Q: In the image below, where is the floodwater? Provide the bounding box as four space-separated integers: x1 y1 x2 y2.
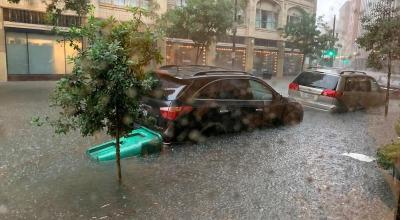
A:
0 81 399 219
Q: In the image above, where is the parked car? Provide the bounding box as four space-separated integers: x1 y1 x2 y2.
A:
288 69 386 112
143 65 303 142
377 75 400 99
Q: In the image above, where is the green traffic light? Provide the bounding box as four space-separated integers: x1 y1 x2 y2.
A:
325 49 336 57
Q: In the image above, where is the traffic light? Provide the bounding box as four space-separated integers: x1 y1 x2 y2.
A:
325 49 336 58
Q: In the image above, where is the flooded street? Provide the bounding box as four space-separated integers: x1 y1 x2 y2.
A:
1 81 399 219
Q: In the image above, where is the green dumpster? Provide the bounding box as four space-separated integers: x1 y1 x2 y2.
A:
86 127 163 162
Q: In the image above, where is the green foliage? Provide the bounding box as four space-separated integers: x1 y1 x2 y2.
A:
377 141 400 169
161 0 235 63
357 0 400 116
356 0 400 69
395 119 400 137
50 9 162 138
282 11 339 64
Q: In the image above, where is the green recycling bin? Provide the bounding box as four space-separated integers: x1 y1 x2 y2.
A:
86 127 163 162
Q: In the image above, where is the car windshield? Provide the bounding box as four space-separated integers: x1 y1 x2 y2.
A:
294 71 339 90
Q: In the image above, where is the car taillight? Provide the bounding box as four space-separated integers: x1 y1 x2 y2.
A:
160 106 193 121
321 89 342 98
289 82 299 91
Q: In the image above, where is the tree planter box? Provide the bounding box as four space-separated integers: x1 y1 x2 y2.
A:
86 127 163 162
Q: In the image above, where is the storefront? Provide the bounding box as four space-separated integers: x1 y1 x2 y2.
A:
1 8 81 80
166 42 206 66
215 47 246 71
5 29 81 80
283 52 303 76
253 49 278 76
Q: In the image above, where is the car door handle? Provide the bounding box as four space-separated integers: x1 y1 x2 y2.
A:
219 109 230 113
256 108 264 112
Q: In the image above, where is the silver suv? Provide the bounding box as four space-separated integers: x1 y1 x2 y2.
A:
288 69 386 112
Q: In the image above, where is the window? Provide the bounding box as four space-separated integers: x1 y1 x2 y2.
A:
28 34 65 74
114 0 125 6
126 0 138 6
99 0 146 7
294 72 339 90
370 78 381 92
197 81 221 99
65 40 82 74
345 77 371 92
5 31 81 75
141 0 149 8
256 9 277 30
197 79 251 100
237 8 245 25
176 0 186 7
287 15 301 24
5 32 28 74
249 80 273 100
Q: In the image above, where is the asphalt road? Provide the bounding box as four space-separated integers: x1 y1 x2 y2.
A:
0 80 399 219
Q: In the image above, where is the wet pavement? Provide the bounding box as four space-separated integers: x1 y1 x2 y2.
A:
1 80 399 219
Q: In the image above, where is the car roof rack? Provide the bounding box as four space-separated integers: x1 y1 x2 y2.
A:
339 70 367 75
159 65 229 78
193 70 250 76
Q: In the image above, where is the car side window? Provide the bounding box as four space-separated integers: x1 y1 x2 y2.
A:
345 78 356 91
345 77 371 92
218 79 252 100
249 80 273 100
358 77 371 92
370 78 381 92
197 79 251 100
197 81 221 99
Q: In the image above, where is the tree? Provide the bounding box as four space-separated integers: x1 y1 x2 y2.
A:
49 8 162 183
282 11 339 70
357 0 400 117
161 0 234 64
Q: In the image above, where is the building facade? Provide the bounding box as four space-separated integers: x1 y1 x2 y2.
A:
0 0 316 81
337 0 399 70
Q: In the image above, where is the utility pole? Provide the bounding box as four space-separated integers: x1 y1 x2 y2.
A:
330 14 336 67
231 0 237 69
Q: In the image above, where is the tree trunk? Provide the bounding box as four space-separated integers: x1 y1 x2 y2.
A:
195 46 200 65
301 55 306 71
115 105 122 184
385 53 392 117
195 45 205 65
116 130 122 184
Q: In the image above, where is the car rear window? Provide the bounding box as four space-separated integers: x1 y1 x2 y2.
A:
294 71 339 90
150 75 187 100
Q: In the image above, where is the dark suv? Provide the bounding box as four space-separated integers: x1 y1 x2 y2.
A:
143 65 303 142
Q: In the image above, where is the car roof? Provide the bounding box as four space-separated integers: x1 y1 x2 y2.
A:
308 68 368 77
157 65 253 80
159 65 229 78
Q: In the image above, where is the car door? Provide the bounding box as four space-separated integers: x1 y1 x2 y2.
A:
366 77 386 107
192 78 250 133
340 76 363 110
216 79 252 132
356 76 374 108
249 79 285 125
192 80 226 133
